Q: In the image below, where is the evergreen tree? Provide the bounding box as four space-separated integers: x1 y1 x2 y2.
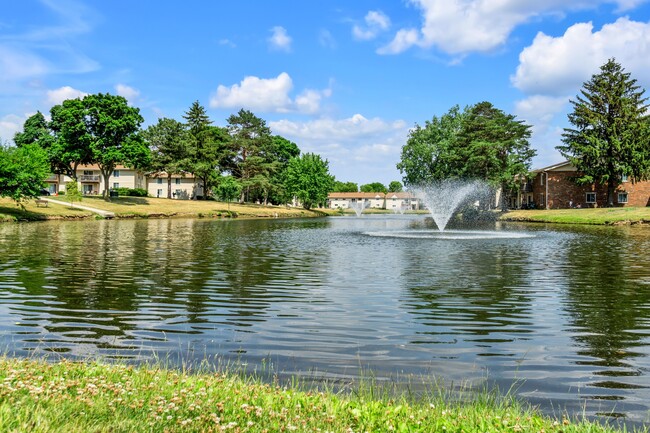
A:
14 112 52 148
558 58 650 206
143 118 190 199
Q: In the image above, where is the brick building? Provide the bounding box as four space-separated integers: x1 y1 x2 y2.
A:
514 161 650 209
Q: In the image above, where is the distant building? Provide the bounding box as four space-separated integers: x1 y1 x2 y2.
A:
513 161 650 209
327 192 420 210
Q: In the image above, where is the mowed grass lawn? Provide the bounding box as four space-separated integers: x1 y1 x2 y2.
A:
501 206 650 225
0 197 93 221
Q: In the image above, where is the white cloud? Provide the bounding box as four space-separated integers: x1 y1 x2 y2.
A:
0 46 50 82
46 86 87 105
353 10 391 41
380 0 649 55
512 18 650 95
0 114 25 142
218 38 236 48
209 73 331 114
115 84 140 105
270 114 409 183
268 26 292 52
319 29 336 49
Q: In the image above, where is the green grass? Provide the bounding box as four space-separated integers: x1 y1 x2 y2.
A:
0 357 641 433
501 207 650 225
0 198 93 221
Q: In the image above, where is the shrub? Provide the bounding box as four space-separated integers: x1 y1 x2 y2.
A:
57 191 65 196
114 187 149 197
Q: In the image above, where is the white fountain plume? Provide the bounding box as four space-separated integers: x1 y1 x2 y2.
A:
350 200 369 217
413 179 487 231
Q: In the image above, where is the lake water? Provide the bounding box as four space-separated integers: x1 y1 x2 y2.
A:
0 216 649 426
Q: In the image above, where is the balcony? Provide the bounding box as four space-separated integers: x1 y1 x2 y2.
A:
80 175 100 182
46 174 59 181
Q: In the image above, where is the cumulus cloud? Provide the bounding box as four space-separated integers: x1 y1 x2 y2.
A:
0 114 26 142
379 0 649 55
209 72 331 114
46 86 87 105
268 26 292 52
115 84 140 105
353 10 391 41
512 18 650 95
269 114 409 183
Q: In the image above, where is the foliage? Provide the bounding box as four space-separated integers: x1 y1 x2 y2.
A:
264 135 301 204
284 153 334 209
83 93 149 198
0 143 50 203
397 102 534 209
215 175 242 210
332 180 358 192
143 118 190 199
227 109 274 203
114 187 148 197
13 111 52 148
48 98 94 180
558 58 650 206
360 182 387 193
65 180 83 208
388 180 403 192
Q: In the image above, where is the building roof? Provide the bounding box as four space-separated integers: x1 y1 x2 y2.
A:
531 160 575 173
328 192 386 199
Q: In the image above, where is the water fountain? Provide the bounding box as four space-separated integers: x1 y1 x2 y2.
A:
412 179 487 231
349 200 368 217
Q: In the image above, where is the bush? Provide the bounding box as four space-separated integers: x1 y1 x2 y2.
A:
114 187 149 197
57 191 65 196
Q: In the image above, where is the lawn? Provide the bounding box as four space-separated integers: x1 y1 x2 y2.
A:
501 206 650 225
0 197 93 222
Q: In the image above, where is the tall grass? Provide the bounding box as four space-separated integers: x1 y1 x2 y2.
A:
0 356 643 433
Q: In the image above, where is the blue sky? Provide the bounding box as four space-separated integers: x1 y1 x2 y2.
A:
2 0 650 185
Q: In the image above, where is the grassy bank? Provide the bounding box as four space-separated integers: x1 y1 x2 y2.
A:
0 197 322 222
501 207 650 225
0 357 639 433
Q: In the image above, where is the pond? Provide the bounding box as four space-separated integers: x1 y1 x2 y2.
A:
0 216 649 426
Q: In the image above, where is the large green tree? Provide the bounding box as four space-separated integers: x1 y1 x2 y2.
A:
83 93 150 198
397 102 534 209
388 181 403 192
558 58 650 206
14 111 52 148
397 105 466 185
264 135 300 204
227 109 273 203
0 143 50 203
183 101 230 198
143 118 190 199
284 153 334 210
48 98 94 180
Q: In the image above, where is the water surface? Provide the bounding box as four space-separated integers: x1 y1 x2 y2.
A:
0 216 649 426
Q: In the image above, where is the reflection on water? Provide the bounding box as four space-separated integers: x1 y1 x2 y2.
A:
0 217 649 426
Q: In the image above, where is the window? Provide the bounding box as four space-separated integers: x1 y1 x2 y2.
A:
586 192 596 204
618 192 628 203
113 183 119 189
175 178 181 185
621 173 629 182
113 170 120 178
157 189 163 197
157 178 163 184
83 170 93 175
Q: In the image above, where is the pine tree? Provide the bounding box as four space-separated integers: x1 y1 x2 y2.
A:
558 58 650 206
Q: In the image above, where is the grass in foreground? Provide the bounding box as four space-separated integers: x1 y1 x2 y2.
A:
0 357 640 433
501 207 650 225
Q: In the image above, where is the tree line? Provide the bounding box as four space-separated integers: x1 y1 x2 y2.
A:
396 58 650 208
3 98 334 209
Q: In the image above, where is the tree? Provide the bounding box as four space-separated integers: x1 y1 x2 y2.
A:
227 109 273 203
332 180 358 192
215 175 242 210
143 118 190 199
265 135 301 204
455 101 534 208
397 105 466 186
388 181 403 192
48 98 94 180
65 180 83 208
14 111 52 148
360 182 387 193
284 153 334 210
558 58 650 206
0 143 50 203
83 93 150 198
